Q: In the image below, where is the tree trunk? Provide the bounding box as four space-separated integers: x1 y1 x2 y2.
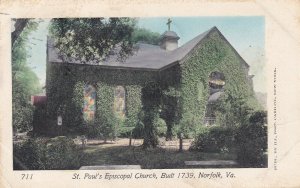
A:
12 19 29 46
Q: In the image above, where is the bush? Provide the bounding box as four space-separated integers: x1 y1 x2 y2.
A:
13 138 47 170
235 111 267 167
132 121 144 138
97 113 118 142
156 118 167 137
190 126 236 153
118 126 135 138
82 113 118 141
45 136 82 169
175 113 199 139
12 103 34 134
13 136 83 170
81 123 102 139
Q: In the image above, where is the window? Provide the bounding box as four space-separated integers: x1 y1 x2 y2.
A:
114 86 126 118
204 72 226 125
209 71 225 90
83 84 96 122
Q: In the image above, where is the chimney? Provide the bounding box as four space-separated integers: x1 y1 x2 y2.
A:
160 31 180 51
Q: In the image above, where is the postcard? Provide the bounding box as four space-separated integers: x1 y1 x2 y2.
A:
1 0 300 187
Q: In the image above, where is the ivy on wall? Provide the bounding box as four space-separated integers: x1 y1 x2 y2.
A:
46 62 159 137
124 85 142 128
45 28 261 142
179 29 260 133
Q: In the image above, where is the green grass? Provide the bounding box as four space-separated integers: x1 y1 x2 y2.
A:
81 144 237 169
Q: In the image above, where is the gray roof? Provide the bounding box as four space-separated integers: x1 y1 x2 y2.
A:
47 26 249 71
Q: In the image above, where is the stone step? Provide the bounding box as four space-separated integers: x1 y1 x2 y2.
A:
79 165 141 170
185 160 238 166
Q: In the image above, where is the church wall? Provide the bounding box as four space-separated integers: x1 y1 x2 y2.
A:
179 29 258 129
46 62 159 133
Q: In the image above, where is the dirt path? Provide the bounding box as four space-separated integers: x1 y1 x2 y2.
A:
82 138 193 150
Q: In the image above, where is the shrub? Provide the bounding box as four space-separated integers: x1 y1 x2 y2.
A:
175 113 199 139
118 126 135 138
12 103 34 134
13 136 83 170
235 111 267 167
132 121 144 138
13 138 47 170
97 113 118 142
45 136 82 169
156 118 167 137
83 113 118 141
190 126 236 152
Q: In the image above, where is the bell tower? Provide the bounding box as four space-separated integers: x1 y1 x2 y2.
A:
160 18 180 51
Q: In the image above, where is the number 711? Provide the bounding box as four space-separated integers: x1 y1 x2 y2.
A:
21 174 33 180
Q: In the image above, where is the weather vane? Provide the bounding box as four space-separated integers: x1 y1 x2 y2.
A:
167 18 172 31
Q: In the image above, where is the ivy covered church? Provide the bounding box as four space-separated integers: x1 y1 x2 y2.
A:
42 26 257 142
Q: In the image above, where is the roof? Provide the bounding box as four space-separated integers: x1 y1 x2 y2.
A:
47 26 249 71
161 31 180 40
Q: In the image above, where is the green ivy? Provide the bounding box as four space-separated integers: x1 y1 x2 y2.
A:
179 30 260 129
46 29 260 144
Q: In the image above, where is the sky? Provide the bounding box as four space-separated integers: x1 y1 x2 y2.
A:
25 17 265 92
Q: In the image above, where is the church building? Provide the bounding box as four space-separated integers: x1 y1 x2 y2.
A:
41 23 255 137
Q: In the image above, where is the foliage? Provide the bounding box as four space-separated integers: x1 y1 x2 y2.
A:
190 126 236 153
46 28 261 149
11 18 30 45
118 126 134 138
13 103 35 133
49 18 136 64
12 19 41 133
82 115 118 141
235 111 267 167
132 121 144 138
214 93 255 127
174 112 199 139
131 116 166 139
13 137 84 170
131 28 161 45
13 139 46 170
180 29 259 127
45 136 83 169
160 66 181 140
84 144 236 169
141 82 162 148
96 112 118 142
156 118 167 137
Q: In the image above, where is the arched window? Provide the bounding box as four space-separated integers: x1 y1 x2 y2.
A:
204 72 226 125
83 84 96 122
209 71 225 90
114 86 126 118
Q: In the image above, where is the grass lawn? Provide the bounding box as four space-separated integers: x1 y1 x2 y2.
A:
81 139 237 169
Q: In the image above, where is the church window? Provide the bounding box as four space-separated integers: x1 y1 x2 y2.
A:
114 86 126 118
83 84 96 122
204 72 226 125
209 71 225 90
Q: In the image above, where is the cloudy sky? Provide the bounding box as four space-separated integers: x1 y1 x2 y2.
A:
25 17 265 92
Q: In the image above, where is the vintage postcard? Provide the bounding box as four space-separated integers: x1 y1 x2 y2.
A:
1 0 300 187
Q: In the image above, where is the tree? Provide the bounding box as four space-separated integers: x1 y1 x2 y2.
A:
131 28 160 45
141 82 162 148
11 19 29 46
12 19 41 133
49 18 136 64
213 93 254 127
235 111 267 167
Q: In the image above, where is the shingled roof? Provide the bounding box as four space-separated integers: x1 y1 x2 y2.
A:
47 26 249 71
